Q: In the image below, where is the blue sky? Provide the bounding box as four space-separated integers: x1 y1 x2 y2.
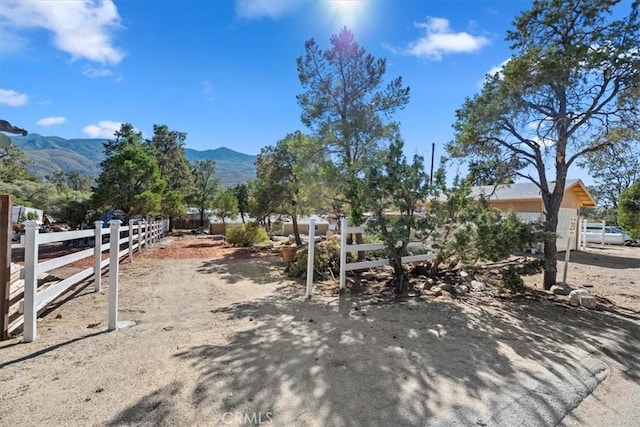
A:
0 0 592 180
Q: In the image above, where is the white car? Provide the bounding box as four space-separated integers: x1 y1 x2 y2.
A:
583 225 634 245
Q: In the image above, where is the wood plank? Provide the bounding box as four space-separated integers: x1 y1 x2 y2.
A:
37 247 93 275
1 194 11 340
344 258 390 271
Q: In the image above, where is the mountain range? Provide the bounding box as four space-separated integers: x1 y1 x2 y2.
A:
9 133 256 187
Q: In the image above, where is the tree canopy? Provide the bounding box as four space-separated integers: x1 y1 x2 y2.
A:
449 0 640 289
253 131 322 245
618 180 640 239
190 159 220 227
92 124 166 219
297 27 410 224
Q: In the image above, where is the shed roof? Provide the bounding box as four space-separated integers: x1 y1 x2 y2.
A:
472 179 597 207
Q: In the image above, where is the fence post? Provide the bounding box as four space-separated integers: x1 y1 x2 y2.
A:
305 219 316 299
94 220 103 292
23 220 39 343
128 220 134 262
141 220 146 252
108 220 121 331
339 217 347 290
0 195 11 340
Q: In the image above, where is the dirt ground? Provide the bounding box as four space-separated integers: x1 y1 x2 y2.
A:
1 235 639 426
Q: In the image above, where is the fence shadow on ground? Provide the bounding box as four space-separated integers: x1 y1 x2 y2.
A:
108 290 640 426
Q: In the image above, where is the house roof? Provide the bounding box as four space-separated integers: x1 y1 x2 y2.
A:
472 179 597 207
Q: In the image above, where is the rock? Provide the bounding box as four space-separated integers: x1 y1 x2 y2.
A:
362 271 377 280
550 283 573 296
459 271 469 278
424 287 443 297
422 281 435 291
376 272 392 281
454 284 469 295
439 282 454 293
569 288 590 306
470 280 486 292
580 295 597 309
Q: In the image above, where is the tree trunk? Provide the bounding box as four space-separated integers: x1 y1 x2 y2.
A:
168 215 174 232
199 209 205 228
390 255 408 294
542 181 565 290
291 215 303 246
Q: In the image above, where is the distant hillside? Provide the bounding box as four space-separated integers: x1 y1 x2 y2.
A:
10 134 256 187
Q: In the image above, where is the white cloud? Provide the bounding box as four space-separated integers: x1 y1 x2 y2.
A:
36 116 67 126
0 0 125 64
83 120 122 138
405 17 489 60
82 66 114 78
235 0 298 19
478 58 511 87
0 88 28 106
487 59 510 79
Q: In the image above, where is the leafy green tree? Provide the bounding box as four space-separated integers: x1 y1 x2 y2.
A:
0 179 55 210
214 189 239 226
254 132 322 246
103 123 140 156
45 169 68 190
618 180 640 239
66 171 92 192
162 190 187 226
579 132 640 212
297 26 410 226
0 135 34 183
59 197 92 229
147 124 194 230
190 159 220 227
449 0 640 289
232 183 250 223
42 169 92 193
467 159 521 186
364 137 431 293
92 128 166 220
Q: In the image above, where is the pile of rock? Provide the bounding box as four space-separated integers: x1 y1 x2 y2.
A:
550 283 597 309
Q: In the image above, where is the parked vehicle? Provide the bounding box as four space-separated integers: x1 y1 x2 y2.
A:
583 225 634 245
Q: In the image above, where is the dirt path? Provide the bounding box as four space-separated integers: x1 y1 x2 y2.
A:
1 237 639 426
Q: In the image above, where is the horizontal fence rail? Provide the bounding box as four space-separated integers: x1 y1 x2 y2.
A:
7 218 168 342
338 218 434 290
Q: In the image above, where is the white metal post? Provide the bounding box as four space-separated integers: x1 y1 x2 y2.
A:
562 217 577 284
339 217 347 290
128 220 134 262
94 220 103 292
108 220 121 331
23 220 39 343
305 219 316 299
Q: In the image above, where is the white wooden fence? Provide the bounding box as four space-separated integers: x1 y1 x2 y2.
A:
14 218 167 342
338 218 434 290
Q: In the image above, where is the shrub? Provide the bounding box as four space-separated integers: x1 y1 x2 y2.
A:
287 235 342 280
225 223 269 246
501 259 545 292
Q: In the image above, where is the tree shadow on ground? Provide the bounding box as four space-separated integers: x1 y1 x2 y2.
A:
107 381 184 426
195 257 292 286
153 292 640 426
